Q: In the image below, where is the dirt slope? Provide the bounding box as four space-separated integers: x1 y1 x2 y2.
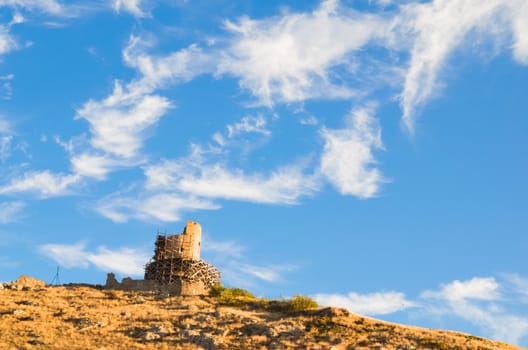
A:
0 276 523 350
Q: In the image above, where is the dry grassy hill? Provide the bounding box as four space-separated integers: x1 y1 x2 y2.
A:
0 275 523 350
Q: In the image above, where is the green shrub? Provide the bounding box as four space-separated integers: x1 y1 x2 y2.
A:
209 284 256 307
209 283 225 297
223 288 255 298
282 295 319 313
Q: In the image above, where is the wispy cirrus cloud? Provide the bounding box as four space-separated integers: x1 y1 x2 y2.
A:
0 201 25 223
74 81 172 163
320 105 385 198
113 0 147 18
395 0 528 133
0 35 197 196
69 35 212 180
503 274 528 303
226 114 271 138
200 235 298 289
0 135 12 162
94 192 219 223
314 290 416 315
421 277 500 301
37 241 88 268
236 263 297 283
201 236 245 259
0 0 64 15
4 0 528 220
0 171 80 198
421 276 528 345
156 164 318 204
93 100 387 224
38 241 150 276
315 275 528 346
39 235 297 286
0 19 18 56
217 0 386 106
123 36 212 89
0 74 14 100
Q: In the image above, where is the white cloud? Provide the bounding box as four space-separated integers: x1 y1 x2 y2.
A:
421 277 501 301
39 236 292 283
145 160 319 205
70 153 138 180
0 23 17 56
86 246 149 276
38 241 89 269
66 37 213 180
314 291 416 315
370 0 393 6
196 234 296 290
0 0 63 15
313 275 528 345
177 164 318 205
0 115 11 134
509 1 528 64
236 263 296 283
504 274 528 303
217 261 297 289
75 81 172 159
94 192 219 223
395 0 528 133
0 201 25 223
113 0 147 18
0 135 12 161
0 74 14 99
421 276 528 345
299 116 318 126
0 170 80 198
226 115 271 137
123 37 212 89
217 0 386 105
39 241 150 276
202 237 245 259
320 105 385 198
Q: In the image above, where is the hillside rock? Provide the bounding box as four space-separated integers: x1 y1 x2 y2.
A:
4 275 46 291
0 278 523 350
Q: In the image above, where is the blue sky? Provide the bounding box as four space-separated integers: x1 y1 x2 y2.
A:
1 0 528 346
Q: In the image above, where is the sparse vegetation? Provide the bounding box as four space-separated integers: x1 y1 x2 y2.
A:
209 284 257 306
210 287 318 313
0 276 522 350
281 295 318 313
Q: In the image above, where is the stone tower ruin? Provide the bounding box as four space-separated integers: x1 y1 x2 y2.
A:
144 220 220 295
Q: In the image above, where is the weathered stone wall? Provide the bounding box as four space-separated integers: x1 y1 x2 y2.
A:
153 220 201 261
183 220 201 260
105 273 207 296
106 220 218 296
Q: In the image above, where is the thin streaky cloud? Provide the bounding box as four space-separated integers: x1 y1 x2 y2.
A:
0 201 25 223
314 291 416 315
38 241 150 276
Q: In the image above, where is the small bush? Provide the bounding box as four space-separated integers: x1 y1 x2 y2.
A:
223 288 255 299
209 284 256 307
209 284 225 297
282 295 318 313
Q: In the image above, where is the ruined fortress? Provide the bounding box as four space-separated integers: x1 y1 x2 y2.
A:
106 221 220 295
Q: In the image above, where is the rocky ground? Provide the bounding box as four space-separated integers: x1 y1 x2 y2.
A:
0 275 524 350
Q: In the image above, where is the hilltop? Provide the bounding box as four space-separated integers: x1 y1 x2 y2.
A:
0 275 523 350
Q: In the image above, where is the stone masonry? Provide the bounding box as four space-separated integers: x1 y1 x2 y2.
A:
106 221 220 296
